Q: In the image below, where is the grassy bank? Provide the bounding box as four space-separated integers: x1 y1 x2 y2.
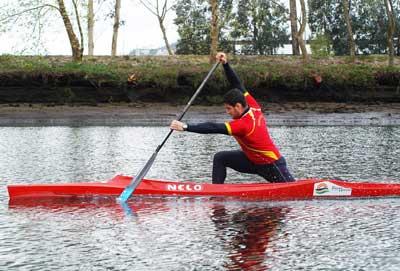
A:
0 55 399 105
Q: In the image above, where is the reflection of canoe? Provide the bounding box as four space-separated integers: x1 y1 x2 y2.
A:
7 175 400 200
7 195 171 218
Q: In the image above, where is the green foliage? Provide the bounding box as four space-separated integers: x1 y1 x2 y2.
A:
308 0 347 55
231 0 289 55
174 0 234 54
310 34 332 57
0 55 51 71
174 0 289 55
308 0 400 55
174 0 211 54
55 62 118 78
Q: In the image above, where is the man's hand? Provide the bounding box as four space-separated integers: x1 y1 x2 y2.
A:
170 120 187 131
216 52 227 64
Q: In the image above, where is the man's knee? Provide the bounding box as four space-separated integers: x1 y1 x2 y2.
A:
213 151 229 165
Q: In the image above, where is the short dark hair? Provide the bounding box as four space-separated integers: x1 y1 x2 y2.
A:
223 88 247 107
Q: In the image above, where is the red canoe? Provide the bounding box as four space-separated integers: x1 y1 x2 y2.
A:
7 175 400 200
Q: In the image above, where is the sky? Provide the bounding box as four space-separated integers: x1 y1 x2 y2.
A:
0 0 179 55
0 0 293 56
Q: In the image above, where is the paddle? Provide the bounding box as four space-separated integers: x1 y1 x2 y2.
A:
117 62 220 202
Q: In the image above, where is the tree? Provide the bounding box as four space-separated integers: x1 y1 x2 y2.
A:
353 0 387 54
342 0 355 61
174 0 233 54
296 0 308 61
210 0 218 62
56 0 84 61
1 0 85 61
308 0 390 55
308 0 348 55
87 0 94 56
395 0 400 56
111 0 121 56
289 0 300 55
384 0 396 66
231 0 289 55
309 33 332 56
139 0 175 55
174 0 209 54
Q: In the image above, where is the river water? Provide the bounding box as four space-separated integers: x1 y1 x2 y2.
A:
0 125 399 270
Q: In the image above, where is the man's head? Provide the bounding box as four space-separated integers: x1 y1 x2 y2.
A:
223 88 248 119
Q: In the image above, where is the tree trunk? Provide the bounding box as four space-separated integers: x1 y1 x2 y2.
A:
296 0 308 62
56 0 82 62
397 32 400 56
343 0 355 62
72 0 84 58
289 0 300 55
158 17 174 55
87 0 94 56
209 0 219 63
111 0 121 57
384 0 395 66
253 22 259 54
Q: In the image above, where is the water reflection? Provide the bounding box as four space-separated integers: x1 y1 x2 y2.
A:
210 203 289 271
9 195 291 270
8 196 171 219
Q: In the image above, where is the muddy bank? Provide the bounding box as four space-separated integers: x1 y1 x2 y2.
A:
1 102 399 126
1 74 400 105
1 55 400 105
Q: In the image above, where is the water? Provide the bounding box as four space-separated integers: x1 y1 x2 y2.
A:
1 126 400 270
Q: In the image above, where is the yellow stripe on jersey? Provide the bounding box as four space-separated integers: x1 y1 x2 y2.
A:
245 110 256 137
225 122 232 135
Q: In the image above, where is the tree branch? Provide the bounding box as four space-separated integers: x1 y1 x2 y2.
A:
165 0 176 13
138 0 159 17
0 4 59 23
72 0 84 50
161 0 168 19
270 0 288 12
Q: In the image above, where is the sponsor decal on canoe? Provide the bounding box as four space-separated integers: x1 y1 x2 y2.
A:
313 181 352 196
167 184 203 192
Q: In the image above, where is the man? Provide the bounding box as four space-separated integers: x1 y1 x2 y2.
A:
170 53 294 184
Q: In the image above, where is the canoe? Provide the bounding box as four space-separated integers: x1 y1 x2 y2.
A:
7 175 400 200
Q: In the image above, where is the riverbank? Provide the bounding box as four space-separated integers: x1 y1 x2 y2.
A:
1 102 399 126
1 55 400 105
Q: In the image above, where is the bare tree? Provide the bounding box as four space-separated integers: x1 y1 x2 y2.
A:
87 0 94 56
210 0 218 63
1 0 85 61
289 0 300 55
296 0 308 62
57 0 84 61
384 0 396 66
138 0 175 55
343 0 355 62
111 0 121 56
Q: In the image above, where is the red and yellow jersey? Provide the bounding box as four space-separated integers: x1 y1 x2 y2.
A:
225 92 281 164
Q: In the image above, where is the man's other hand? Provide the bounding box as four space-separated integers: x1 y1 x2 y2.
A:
170 120 186 131
216 52 227 64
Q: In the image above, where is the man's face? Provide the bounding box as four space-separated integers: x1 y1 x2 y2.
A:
224 103 244 119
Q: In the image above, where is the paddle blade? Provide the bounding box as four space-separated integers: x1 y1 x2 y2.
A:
117 151 158 202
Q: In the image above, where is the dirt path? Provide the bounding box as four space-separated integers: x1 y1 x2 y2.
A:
1 102 399 126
